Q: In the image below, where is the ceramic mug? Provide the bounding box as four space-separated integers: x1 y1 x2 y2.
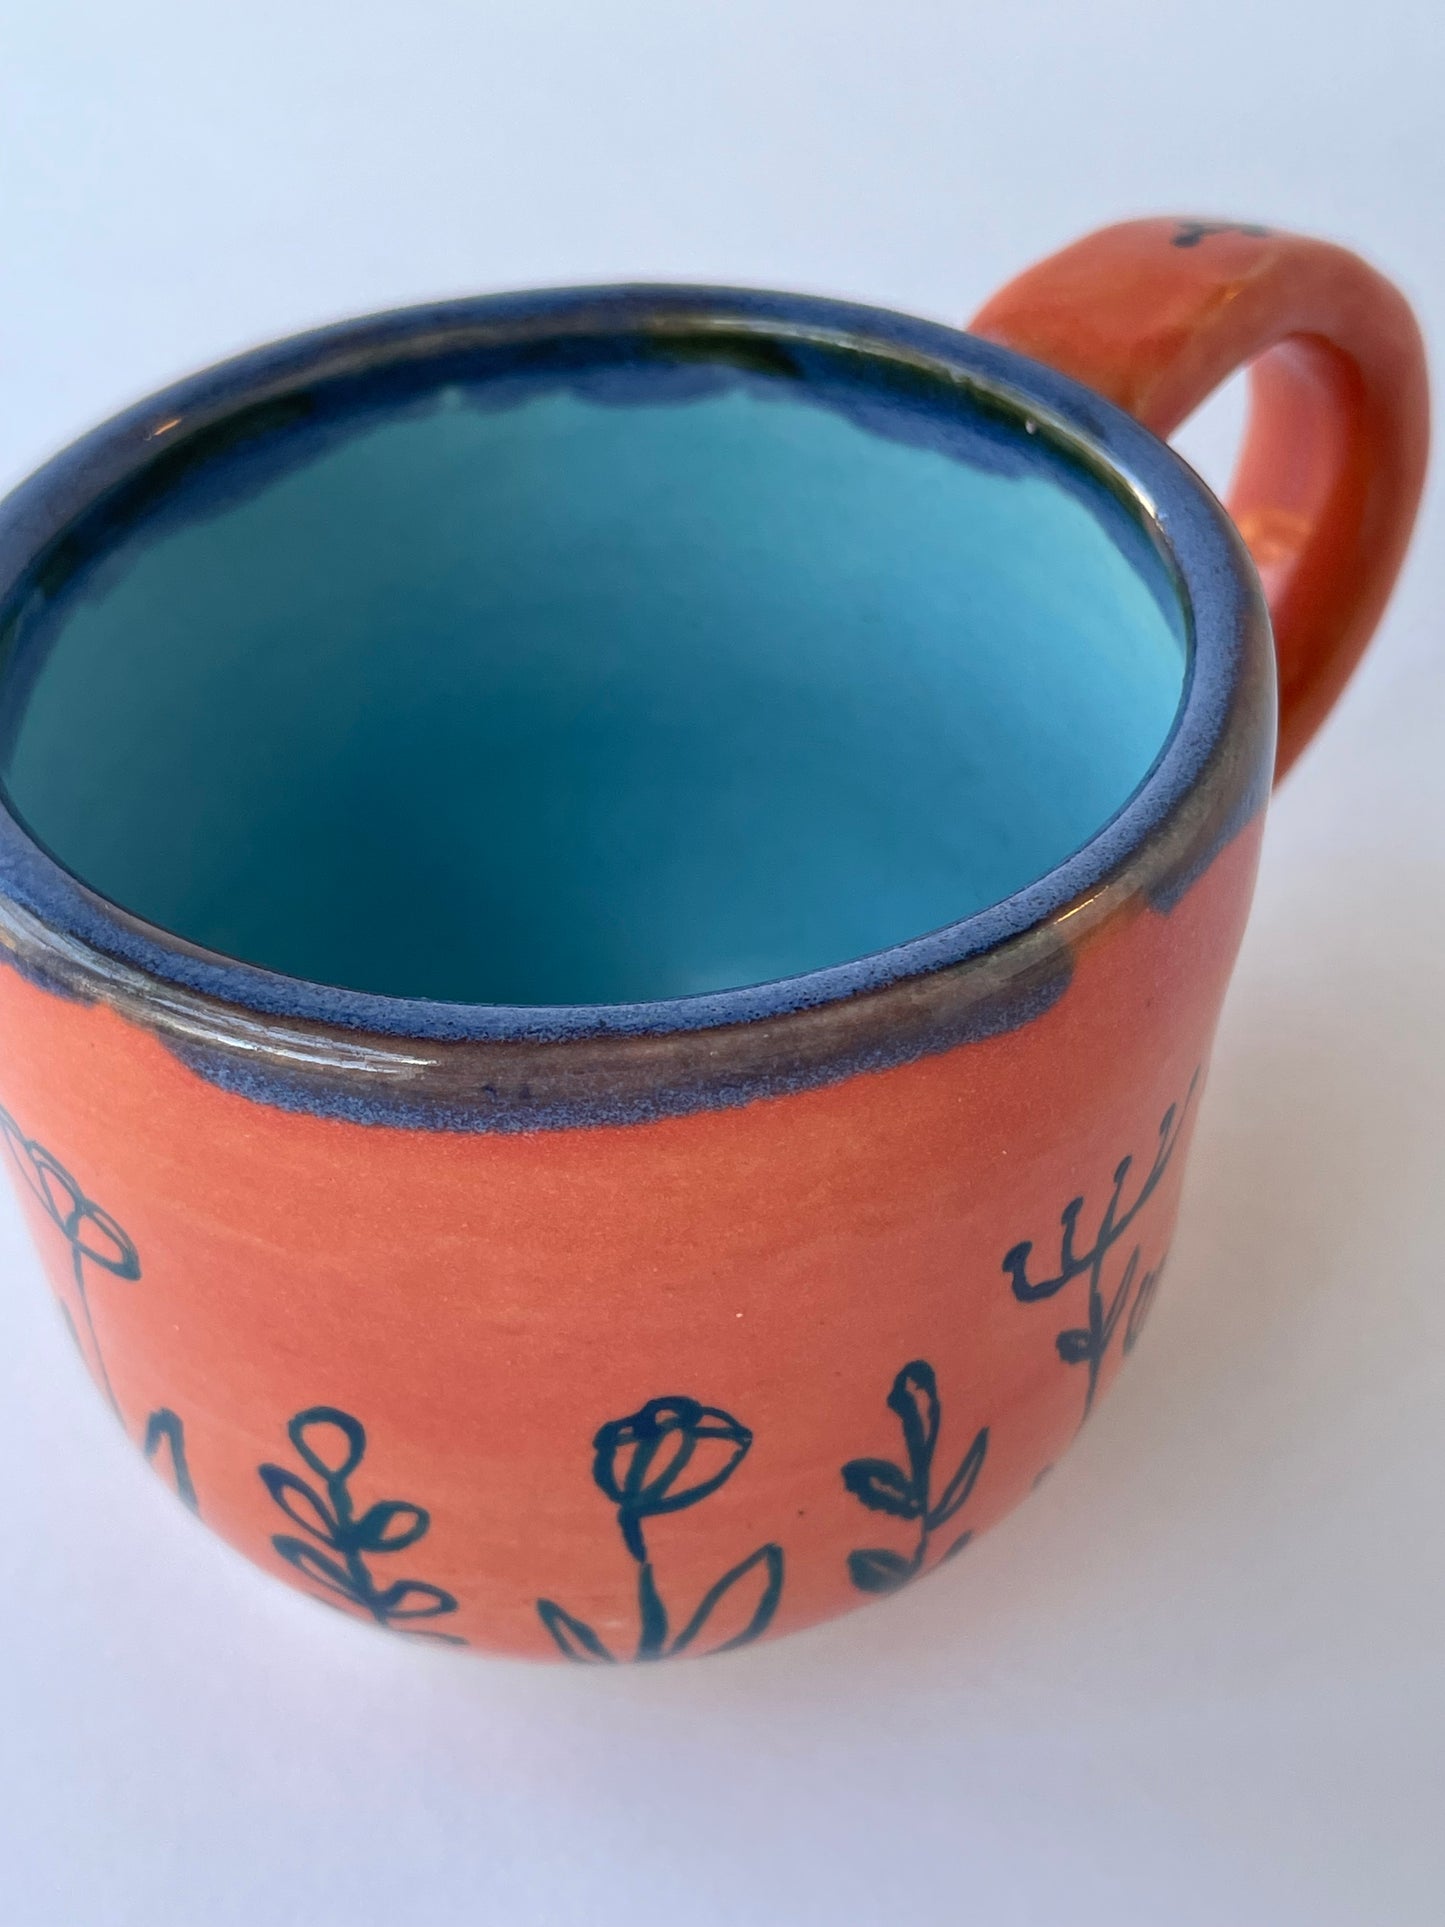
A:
0 219 1425 1660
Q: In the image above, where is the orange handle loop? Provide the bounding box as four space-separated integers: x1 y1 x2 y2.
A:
971 218 1428 779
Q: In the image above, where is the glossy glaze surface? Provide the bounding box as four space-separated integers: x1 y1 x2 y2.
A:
2 345 1186 1005
0 818 1260 1656
0 283 1257 1068
0 217 1424 1659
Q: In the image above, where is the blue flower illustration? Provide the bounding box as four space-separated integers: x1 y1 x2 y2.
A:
842 1360 988 1593
260 1405 463 1643
538 1394 783 1663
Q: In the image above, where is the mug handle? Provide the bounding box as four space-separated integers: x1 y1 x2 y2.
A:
970 218 1429 780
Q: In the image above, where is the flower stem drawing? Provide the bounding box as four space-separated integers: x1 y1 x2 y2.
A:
841 1360 989 1594
537 1395 784 1663
0 1105 141 1419
260 1406 463 1643
144 1407 199 1513
1122 1259 1164 1356
1002 1072 1197 1426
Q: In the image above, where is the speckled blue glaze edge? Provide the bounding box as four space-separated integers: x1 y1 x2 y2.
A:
0 285 1269 1050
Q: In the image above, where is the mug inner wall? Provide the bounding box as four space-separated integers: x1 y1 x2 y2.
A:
0 327 1190 1005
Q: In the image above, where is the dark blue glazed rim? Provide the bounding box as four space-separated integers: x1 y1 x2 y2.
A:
0 285 1274 1069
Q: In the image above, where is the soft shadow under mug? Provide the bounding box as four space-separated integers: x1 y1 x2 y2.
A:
0 218 1426 1658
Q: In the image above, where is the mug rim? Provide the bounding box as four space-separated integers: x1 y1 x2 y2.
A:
0 283 1274 1121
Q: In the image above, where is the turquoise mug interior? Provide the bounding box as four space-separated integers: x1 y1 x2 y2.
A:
0 309 1189 1006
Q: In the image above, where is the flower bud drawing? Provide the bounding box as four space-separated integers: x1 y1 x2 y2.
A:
539 1394 783 1663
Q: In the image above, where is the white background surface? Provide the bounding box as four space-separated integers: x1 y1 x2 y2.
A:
2 3 1443 1921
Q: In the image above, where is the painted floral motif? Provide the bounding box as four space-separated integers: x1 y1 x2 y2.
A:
260 1406 463 1643
1171 220 1271 248
1003 1074 1197 1424
1123 1258 1165 1355
0 1104 140 1418
537 1395 784 1662
842 1360 989 1593
0 1084 1197 1653
0 1103 203 1513
143 1407 199 1513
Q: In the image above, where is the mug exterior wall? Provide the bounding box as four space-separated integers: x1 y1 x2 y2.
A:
0 813 1261 1659
0 283 1279 1660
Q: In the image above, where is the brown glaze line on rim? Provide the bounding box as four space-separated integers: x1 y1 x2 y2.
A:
0 654 1271 1134
0 286 1277 1130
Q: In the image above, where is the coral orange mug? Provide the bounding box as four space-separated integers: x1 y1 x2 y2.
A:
0 218 1426 1659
